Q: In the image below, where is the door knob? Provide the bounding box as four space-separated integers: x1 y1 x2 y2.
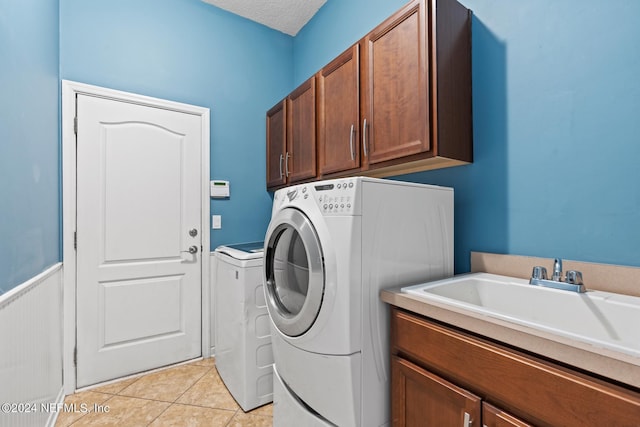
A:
182 245 198 254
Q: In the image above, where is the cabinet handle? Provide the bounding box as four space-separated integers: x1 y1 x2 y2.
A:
279 154 284 179
463 412 472 427
362 118 368 157
349 124 355 161
285 152 290 177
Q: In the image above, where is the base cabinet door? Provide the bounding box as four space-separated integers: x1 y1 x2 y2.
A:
392 356 481 427
392 356 533 427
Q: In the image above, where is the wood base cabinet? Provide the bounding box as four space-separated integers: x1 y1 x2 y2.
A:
390 308 640 427
392 356 482 426
392 356 532 427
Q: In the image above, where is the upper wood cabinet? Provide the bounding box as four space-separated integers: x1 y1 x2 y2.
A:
287 77 317 183
266 100 287 188
266 77 317 188
317 45 361 176
267 0 472 190
361 0 429 167
361 0 472 174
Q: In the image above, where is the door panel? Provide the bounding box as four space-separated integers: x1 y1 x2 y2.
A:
101 275 183 346
76 94 202 387
101 123 183 261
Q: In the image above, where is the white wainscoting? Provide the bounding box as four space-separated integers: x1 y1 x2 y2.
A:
0 263 64 427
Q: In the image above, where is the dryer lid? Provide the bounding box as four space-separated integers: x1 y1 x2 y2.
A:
215 241 264 260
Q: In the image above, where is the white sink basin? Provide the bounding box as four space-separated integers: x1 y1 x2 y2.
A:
402 273 640 358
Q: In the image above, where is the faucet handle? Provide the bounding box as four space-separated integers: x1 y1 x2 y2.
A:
531 266 548 280
552 258 563 281
565 270 584 285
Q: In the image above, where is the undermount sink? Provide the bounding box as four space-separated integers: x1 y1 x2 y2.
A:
402 273 640 358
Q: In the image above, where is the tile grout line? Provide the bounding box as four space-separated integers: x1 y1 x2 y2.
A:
156 363 214 426
170 363 214 404
224 408 241 427
61 359 259 426
144 363 215 426
65 392 117 427
95 363 214 427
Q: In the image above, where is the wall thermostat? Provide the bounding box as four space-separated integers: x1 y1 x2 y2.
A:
210 180 230 198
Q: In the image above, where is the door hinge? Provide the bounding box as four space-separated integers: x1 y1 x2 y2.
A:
73 347 77 367
74 116 78 135
74 231 77 250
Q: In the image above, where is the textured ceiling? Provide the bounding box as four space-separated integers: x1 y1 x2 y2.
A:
202 0 327 36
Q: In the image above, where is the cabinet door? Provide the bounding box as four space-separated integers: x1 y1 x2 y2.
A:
361 0 429 166
482 403 533 427
266 100 287 189
317 45 360 175
392 356 481 427
286 76 317 183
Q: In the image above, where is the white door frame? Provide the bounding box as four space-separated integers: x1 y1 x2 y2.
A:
62 80 211 394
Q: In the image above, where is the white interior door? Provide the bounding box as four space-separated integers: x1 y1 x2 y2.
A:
75 94 202 387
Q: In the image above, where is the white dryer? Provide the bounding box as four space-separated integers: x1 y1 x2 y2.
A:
263 177 453 427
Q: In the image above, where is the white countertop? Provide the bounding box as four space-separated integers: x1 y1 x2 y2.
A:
381 288 640 389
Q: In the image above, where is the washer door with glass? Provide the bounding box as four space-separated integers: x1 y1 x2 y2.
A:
264 208 325 337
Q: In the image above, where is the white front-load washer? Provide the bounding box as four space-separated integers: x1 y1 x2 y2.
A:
263 177 453 427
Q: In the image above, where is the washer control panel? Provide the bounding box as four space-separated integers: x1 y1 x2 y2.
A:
312 178 358 215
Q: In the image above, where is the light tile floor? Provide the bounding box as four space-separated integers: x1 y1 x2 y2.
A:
55 358 273 427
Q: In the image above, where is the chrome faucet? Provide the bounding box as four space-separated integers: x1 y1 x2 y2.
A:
529 258 586 293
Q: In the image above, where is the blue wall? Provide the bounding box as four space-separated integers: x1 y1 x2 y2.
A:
60 0 293 250
4 0 640 293
0 0 60 294
295 0 640 272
